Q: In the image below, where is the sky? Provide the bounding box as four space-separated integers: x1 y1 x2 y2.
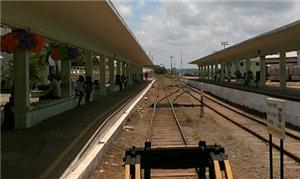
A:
111 0 300 69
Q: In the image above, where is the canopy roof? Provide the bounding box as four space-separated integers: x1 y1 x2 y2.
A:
1 1 152 66
190 20 300 65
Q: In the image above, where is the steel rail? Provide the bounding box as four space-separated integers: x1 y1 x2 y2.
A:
161 78 188 145
174 79 300 163
147 80 160 142
177 79 300 141
156 89 181 104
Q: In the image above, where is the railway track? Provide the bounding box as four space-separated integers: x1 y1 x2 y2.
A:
147 78 197 178
172 78 300 177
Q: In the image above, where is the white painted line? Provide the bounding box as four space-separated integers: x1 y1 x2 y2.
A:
60 80 155 179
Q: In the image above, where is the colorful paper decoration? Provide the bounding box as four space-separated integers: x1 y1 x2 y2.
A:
51 48 61 61
29 34 46 52
1 32 20 53
0 30 46 54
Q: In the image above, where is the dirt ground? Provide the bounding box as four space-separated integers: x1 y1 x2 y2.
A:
89 82 299 179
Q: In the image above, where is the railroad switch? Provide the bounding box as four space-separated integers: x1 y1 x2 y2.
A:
124 141 233 179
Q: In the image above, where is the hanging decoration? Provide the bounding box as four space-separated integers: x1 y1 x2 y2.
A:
51 48 61 61
29 34 46 52
0 30 46 54
0 32 19 53
67 47 81 60
49 44 81 61
59 45 69 60
51 44 81 61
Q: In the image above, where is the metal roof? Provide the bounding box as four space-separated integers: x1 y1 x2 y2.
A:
1 1 152 66
189 20 300 65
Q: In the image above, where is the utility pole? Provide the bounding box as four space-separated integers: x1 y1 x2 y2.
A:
170 56 174 75
180 51 183 76
149 51 152 61
220 41 229 49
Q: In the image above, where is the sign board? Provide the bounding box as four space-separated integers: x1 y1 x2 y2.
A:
267 98 286 140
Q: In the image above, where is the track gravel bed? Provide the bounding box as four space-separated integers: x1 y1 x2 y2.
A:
90 78 299 178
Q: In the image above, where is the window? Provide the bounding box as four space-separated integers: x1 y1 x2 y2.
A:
256 62 259 66
240 62 244 66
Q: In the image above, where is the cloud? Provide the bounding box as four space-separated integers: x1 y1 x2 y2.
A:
112 0 300 68
112 1 133 17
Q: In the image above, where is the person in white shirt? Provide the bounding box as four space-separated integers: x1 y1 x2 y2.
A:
39 74 61 100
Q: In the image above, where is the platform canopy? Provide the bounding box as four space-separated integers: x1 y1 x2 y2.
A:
1 1 152 66
189 20 300 65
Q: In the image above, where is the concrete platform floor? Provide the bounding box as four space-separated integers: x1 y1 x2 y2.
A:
1 82 149 179
187 78 300 102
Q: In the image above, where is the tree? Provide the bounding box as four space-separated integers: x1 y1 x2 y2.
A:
1 51 47 90
153 65 167 74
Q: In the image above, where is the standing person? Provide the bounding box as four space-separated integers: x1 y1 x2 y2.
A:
115 75 122 91
75 75 85 106
145 71 148 80
85 76 93 103
121 75 127 89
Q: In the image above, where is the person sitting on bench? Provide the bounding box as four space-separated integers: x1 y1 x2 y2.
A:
39 74 61 100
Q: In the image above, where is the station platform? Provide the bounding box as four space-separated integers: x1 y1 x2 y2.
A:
1 82 150 179
182 77 300 129
187 78 300 102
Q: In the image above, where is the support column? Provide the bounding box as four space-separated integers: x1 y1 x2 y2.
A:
245 58 251 78
211 65 213 80
235 60 239 79
85 51 93 78
206 65 209 79
279 52 287 89
259 55 266 87
203 66 206 79
220 62 225 82
13 48 29 129
116 60 121 75
227 62 231 82
206 66 209 79
198 65 201 80
109 58 115 93
99 56 106 96
127 62 132 86
202 66 204 79
214 64 218 81
140 66 144 81
131 64 135 83
121 61 126 76
61 59 71 97
209 65 212 79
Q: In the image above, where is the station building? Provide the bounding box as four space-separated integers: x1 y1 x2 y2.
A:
189 20 300 128
1 1 152 129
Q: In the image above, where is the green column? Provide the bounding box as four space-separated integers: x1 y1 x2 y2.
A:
198 65 201 80
85 51 93 78
61 60 71 97
99 55 106 96
279 52 287 89
121 61 126 76
116 59 121 75
220 62 225 82
260 56 266 87
235 60 239 79
13 48 29 129
227 62 231 82
109 58 115 92
214 64 218 80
